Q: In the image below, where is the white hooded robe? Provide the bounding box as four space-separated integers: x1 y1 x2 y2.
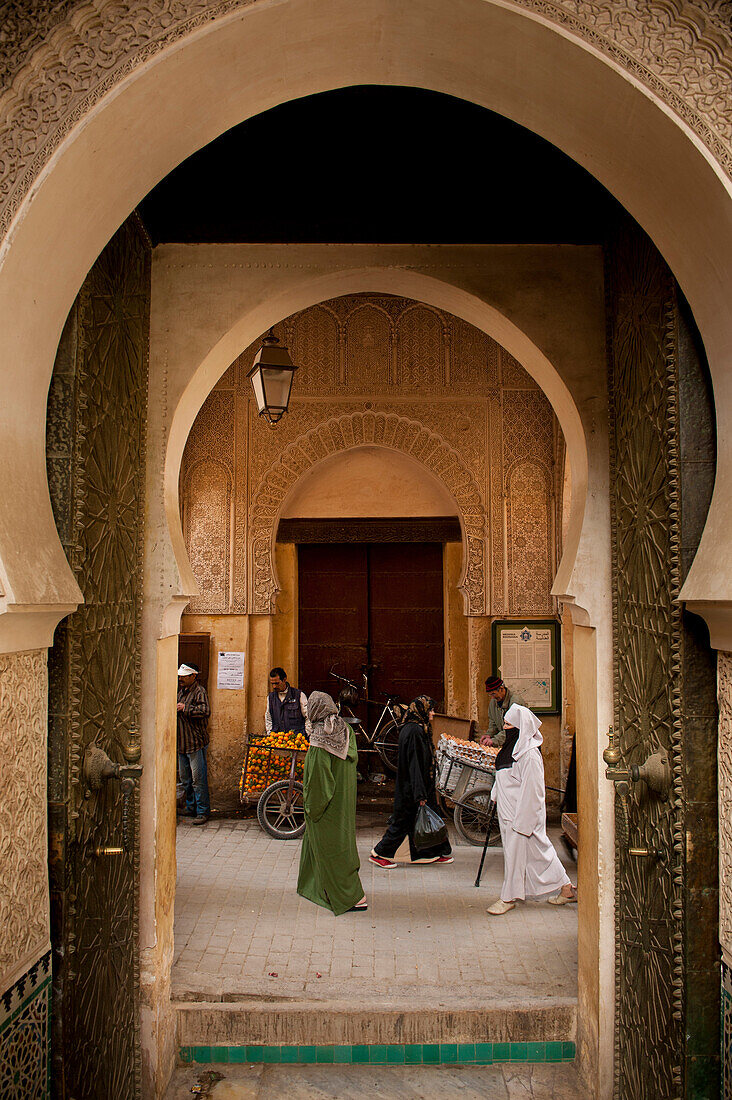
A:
491 704 571 902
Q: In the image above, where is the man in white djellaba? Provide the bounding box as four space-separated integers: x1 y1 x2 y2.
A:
487 703 577 915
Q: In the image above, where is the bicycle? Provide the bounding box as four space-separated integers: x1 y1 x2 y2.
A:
329 664 406 775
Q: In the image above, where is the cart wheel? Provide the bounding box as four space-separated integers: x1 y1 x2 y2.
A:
374 719 400 775
257 780 306 839
454 787 502 848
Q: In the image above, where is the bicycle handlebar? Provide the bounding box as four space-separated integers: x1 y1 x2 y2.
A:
329 666 402 707
328 667 359 690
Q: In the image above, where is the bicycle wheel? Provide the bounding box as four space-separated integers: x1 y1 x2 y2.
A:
257 780 306 840
454 787 502 847
373 718 400 774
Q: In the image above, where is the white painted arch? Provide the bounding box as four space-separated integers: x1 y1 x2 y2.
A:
0 0 730 652
155 257 599 635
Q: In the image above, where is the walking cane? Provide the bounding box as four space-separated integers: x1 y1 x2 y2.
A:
474 801 497 888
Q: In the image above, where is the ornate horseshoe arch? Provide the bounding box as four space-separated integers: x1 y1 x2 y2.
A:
248 410 486 615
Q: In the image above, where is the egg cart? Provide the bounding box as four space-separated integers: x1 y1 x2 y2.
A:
240 733 308 840
435 736 502 848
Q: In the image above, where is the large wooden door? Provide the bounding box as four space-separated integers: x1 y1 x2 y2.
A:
298 542 444 714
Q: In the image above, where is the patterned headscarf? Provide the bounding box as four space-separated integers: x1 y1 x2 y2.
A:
307 690 351 760
406 695 437 782
406 695 436 735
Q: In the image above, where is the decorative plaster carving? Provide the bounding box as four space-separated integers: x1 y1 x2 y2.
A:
183 460 232 613
502 389 556 614
346 306 391 391
0 650 49 984
513 0 732 175
181 294 560 620
719 651 732 960
291 306 339 394
506 461 553 614
250 410 487 615
181 389 235 612
397 306 444 389
0 0 728 246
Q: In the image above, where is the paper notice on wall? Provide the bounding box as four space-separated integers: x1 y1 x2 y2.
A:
498 627 554 710
217 651 246 690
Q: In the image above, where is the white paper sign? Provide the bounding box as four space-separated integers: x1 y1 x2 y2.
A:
498 627 554 710
217 651 246 690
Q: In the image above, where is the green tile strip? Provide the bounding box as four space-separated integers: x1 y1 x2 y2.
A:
180 1041 576 1065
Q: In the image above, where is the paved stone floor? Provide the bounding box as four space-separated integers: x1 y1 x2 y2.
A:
165 1062 585 1098
173 816 577 1005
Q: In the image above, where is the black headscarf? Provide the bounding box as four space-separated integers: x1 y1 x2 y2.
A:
495 724 520 771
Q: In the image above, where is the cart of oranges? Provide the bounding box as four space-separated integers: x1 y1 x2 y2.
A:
239 729 310 839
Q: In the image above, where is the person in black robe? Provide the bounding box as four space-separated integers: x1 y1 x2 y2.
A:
369 695 453 868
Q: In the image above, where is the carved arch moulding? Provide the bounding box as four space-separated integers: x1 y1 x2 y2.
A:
0 0 729 243
249 411 487 616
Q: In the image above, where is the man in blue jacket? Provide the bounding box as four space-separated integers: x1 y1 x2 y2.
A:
265 667 312 736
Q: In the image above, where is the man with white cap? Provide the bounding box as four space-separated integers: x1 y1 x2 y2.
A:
177 662 211 824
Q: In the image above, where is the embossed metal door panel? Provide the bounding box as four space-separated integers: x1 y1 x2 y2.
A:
47 218 150 1099
607 224 719 1098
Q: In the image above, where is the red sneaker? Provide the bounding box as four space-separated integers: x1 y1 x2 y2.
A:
435 855 454 864
369 852 397 869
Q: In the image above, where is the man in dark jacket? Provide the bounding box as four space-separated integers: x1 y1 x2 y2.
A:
177 662 211 823
265 667 312 736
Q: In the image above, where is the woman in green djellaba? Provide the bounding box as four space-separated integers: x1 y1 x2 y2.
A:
297 690 367 914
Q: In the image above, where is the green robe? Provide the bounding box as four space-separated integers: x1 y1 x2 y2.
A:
297 729 363 915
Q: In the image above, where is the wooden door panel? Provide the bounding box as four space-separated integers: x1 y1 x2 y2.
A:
298 545 368 698
369 544 444 709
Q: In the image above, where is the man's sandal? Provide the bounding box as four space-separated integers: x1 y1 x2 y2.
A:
548 890 578 905
487 899 516 915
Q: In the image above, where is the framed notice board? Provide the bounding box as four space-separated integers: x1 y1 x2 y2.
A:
491 620 560 715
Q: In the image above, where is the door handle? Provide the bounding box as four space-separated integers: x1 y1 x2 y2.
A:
603 726 671 856
82 742 143 852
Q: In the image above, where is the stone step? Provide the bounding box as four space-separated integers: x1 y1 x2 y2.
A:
175 996 576 1047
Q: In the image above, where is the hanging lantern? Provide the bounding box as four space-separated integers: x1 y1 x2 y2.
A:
247 331 298 425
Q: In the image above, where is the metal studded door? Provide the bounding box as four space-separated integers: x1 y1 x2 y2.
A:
607 222 719 1098
47 217 150 1099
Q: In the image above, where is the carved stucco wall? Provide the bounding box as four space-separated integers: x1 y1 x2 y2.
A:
0 649 50 1100
0 0 728 247
180 295 563 619
0 649 49 985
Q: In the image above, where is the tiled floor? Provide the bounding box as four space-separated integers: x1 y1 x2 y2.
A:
165 1061 585 1098
173 816 577 1005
